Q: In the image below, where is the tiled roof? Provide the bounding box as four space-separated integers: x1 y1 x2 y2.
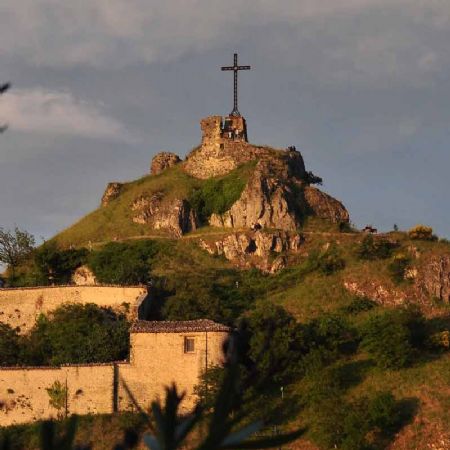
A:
130 319 230 333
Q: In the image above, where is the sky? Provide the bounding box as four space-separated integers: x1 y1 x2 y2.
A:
1 0 450 240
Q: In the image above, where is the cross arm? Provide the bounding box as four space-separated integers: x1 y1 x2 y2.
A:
237 66 251 70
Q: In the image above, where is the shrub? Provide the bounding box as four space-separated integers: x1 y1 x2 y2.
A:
428 330 450 351
356 235 394 260
244 302 303 385
33 242 88 285
388 254 411 284
0 323 21 366
317 244 345 275
407 224 436 241
46 381 67 419
342 296 376 315
308 379 400 450
160 275 251 325
88 240 165 285
360 309 426 369
21 304 129 365
303 170 323 185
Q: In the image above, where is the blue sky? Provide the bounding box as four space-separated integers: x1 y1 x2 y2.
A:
0 0 449 240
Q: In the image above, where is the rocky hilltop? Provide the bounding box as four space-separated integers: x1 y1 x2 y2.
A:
102 114 348 237
54 113 351 272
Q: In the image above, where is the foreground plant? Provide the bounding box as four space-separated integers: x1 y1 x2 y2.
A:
142 350 304 450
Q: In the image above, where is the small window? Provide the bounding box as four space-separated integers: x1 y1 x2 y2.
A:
184 337 195 353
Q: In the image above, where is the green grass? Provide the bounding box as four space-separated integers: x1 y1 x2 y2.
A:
53 163 254 248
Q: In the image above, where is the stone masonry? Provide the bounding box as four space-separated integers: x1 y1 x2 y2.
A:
0 285 149 333
0 319 229 426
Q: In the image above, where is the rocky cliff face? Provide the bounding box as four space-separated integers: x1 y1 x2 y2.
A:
131 193 197 237
199 230 303 273
101 182 123 206
206 154 348 231
303 186 349 223
415 255 450 304
344 253 450 307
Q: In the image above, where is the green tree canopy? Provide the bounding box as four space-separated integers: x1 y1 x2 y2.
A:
22 304 130 366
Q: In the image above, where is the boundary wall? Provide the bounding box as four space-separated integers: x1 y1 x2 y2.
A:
0 321 229 426
0 285 149 333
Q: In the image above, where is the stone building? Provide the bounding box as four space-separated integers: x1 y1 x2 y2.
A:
0 319 229 426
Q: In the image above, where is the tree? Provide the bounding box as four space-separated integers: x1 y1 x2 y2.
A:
356 235 394 260
33 241 87 285
360 309 425 369
245 302 303 385
0 323 21 366
22 304 130 365
88 241 162 285
0 226 35 280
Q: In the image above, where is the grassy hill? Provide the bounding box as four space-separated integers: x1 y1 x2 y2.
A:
53 162 255 248
3 229 450 449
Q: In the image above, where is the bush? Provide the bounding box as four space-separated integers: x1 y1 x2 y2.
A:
0 323 21 366
34 242 88 285
21 304 130 365
427 330 450 351
407 224 436 241
160 274 251 325
342 296 376 315
388 254 411 283
360 309 426 369
356 235 394 260
244 302 303 385
88 240 165 285
308 380 400 450
318 244 346 275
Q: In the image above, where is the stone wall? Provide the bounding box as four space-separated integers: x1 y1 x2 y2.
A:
0 320 229 426
0 286 149 333
0 364 114 426
119 330 227 412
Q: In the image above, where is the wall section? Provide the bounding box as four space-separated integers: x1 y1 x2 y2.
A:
0 286 148 333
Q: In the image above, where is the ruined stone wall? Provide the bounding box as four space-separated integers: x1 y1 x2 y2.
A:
0 365 114 426
118 331 228 412
184 115 305 179
0 286 148 333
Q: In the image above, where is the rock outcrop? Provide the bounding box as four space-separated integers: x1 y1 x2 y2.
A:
344 253 450 307
303 186 349 223
182 115 349 229
151 152 182 175
99 114 349 239
199 230 303 273
132 193 197 237
207 156 348 231
101 182 123 206
415 255 450 304
344 280 408 306
72 265 97 286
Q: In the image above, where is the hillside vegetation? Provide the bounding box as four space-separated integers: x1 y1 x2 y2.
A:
53 163 255 247
5 223 450 448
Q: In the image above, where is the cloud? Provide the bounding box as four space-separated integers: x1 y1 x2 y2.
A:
1 0 449 75
0 88 133 141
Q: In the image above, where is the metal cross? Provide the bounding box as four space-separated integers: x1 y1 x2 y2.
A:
221 53 251 116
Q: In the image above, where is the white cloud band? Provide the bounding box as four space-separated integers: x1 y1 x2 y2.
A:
0 88 132 141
